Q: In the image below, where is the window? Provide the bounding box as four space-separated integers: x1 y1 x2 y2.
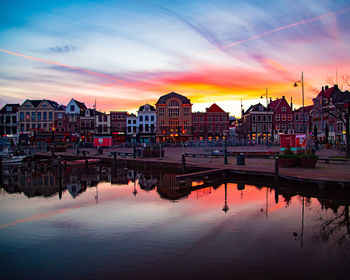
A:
257 123 261 132
275 114 280 121
49 112 53 120
20 112 24 121
295 114 299 121
169 120 179 131
288 114 292 121
151 116 154 121
268 115 272 122
145 116 149 121
281 106 286 112
252 123 256 132
6 107 12 112
26 124 30 131
263 116 266 122
282 124 286 130
58 121 62 126
38 123 41 129
159 108 165 117
21 124 24 131
26 112 30 120
133 120 136 124
31 112 36 121
257 116 261 122
193 115 198 122
199 116 203 122
184 108 190 116
37 112 41 121
70 105 75 112
215 115 219 121
276 124 280 131
43 112 47 120
128 120 131 124
32 123 35 129
282 114 286 121
252 115 256 122
169 108 179 117
208 116 212 122
145 124 149 132
169 100 179 107
139 116 143 122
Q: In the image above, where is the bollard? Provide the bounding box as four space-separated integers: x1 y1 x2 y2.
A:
0 156 2 187
113 151 117 164
182 153 186 172
274 155 279 182
159 143 162 159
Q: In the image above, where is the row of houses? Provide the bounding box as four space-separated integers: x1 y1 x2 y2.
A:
0 92 230 145
239 85 349 144
1 85 349 145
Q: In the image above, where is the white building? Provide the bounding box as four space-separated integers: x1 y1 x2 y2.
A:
126 114 138 142
138 104 156 143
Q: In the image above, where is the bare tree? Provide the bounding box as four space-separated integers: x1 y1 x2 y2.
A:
313 205 350 250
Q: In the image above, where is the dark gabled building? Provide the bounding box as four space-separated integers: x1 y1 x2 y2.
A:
0 104 20 141
241 103 273 143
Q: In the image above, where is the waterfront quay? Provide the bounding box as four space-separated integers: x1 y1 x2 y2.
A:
34 144 350 188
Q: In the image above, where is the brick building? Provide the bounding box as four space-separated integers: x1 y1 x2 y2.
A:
110 111 127 144
155 92 192 142
192 103 229 140
268 96 293 142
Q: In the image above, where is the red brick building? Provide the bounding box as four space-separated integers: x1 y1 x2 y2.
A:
192 103 229 140
269 96 293 142
110 111 127 144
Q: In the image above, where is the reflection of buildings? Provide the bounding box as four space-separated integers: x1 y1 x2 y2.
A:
157 174 192 200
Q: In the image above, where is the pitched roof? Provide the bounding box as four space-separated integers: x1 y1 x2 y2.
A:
244 103 267 114
268 98 282 110
72 99 87 110
0 104 20 113
28 100 42 107
156 92 191 105
139 104 156 111
45 100 59 109
316 85 342 99
294 105 313 113
206 103 226 113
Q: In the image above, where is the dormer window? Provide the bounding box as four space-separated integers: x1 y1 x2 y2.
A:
259 106 263 111
281 106 286 112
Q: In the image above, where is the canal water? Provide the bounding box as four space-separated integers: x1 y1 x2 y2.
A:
0 164 349 280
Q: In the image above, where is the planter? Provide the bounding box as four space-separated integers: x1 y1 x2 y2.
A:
278 157 298 168
300 157 317 168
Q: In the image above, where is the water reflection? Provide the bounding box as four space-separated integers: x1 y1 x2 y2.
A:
1 163 350 279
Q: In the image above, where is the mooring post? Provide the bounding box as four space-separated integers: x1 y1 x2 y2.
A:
113 151 117 164
0 156 2 187
159 143 162 159
182 153 186 172
133 144 136 158
274 154 279 182
224 137 228 165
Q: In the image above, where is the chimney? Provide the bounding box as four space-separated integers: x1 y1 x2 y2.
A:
282 95 285 99
334 84 339 90
290 97 293 111
325 85 329 90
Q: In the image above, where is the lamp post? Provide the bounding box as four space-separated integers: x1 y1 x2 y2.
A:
294 72 305 133
260 88 270 147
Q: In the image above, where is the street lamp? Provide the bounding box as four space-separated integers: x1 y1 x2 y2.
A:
260 88 270 147
294 72 305 133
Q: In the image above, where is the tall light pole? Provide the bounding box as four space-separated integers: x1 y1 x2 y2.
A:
260 88 269 147
294 72 305 133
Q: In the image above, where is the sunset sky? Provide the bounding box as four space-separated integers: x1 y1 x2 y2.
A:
1 0 350 116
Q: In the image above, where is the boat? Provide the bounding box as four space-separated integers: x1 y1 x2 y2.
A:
1 155 26 165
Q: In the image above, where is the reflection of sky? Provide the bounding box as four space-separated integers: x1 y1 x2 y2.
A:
1 0 350 116
0 181 349 279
